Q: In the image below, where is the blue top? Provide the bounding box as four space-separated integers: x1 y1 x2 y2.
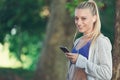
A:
71 40 91 59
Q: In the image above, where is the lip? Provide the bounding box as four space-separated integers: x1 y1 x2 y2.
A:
77 26 82 29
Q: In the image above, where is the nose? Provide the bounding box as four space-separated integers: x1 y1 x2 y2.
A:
75 19 82 26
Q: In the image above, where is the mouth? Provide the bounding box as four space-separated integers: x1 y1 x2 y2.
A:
77 26 82 30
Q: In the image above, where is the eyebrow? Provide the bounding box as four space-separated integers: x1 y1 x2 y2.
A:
74 15 87 18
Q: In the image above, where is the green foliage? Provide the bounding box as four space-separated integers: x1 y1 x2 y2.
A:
0 0 47 70
99 0 115 44
66 0 84 16
0 0 47 42
4 31 43 70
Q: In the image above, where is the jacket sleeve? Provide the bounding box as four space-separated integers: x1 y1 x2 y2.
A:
75 36 112 80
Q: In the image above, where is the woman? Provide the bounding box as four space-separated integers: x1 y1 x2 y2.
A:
66 0 112 80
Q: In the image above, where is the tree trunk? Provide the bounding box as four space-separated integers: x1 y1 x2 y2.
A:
112 0 120 80
33 0 75 80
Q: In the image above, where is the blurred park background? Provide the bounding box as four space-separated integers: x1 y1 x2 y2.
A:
0 0 116 80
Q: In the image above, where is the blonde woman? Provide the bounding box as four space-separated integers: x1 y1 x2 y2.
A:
66 0 112 80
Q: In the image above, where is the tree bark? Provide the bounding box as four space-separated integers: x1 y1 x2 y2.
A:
112 0 120 80
34 0 75 80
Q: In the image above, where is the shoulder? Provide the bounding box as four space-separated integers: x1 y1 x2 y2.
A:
96 33 112 50
97 34 111 43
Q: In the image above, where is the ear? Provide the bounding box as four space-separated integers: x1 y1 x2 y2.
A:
93 15 97 23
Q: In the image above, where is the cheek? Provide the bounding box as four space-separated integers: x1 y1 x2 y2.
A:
87 21 94 29
83 20 90 26
85 19 93 25
83 20 93 30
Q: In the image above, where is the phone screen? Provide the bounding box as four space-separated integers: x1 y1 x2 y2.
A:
59 46 69 53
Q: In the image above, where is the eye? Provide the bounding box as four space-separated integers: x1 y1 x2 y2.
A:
81 17 86 20
74 17 79 21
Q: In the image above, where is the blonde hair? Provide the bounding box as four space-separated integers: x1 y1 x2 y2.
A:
74 0 101 47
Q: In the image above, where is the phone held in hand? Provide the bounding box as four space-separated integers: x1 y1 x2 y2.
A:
59 46 70 53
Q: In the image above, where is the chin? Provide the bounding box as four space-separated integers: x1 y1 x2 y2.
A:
78 29 84 33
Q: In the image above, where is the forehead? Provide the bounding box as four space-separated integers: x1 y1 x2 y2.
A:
75 8 92 17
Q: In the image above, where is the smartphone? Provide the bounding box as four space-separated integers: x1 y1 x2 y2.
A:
59 46 70 53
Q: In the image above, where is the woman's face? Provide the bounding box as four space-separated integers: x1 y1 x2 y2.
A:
75 8 96 35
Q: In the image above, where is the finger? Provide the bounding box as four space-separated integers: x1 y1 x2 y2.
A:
66 54 72 59
66 55 71 59
66 53 73 56
66 55 73 59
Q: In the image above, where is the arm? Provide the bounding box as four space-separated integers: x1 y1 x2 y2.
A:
75 37 112 80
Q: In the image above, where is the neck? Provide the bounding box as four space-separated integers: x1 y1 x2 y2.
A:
83 32 93 39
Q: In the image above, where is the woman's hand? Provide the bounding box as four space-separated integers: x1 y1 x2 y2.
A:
66 53 79 64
